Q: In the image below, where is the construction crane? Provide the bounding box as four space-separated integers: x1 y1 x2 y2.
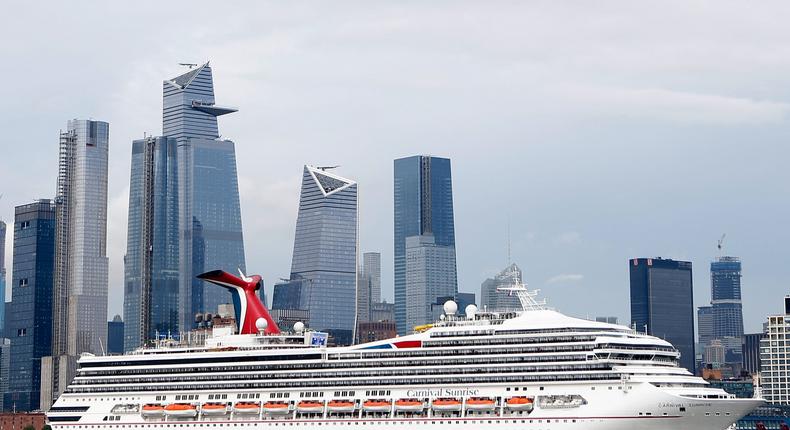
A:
316 165 340 171
179 63 198 69
717 233 726 252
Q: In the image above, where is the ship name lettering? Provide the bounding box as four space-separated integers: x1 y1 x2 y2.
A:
406 388 480 397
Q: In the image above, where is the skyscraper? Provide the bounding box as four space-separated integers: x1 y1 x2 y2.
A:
0 221 6 333
698 305 714 347
123 136 179 351
394 155 456 334
107 315 124 355
4 200 55 412
710 256 744 362
42 119 109 410
289 166 357 345
480 263 523 311
404 234 457 329
629 257 696 373
356 252 381 325
363 252 381 304
123 63 246 349
166 63 246 333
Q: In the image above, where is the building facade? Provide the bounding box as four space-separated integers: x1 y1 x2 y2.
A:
698 305 715 348
371 301 395 323
4 200 56 411
363 253 381 304
0 338 9 411
629 257 696 373
107 316 124 355
164 63 247 336
743 332 765 376
0 221 6 333
405 234 457 330
41 119 109 410
710 257 745 364
289 166 357 345
394 155 456 334
123 136 179 351
480 263 523 311
760 297 790 404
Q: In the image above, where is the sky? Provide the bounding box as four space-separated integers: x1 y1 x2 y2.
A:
0 1 788 334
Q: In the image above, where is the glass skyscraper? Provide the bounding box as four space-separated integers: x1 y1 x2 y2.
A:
405 234 457 329
394 155 456 334
480 263 524 311
123 63 246 348
4 200 55 412
629 257 696 373
0 220 6 333
711 257 744 359
123 136 179 351
167 64 246 333
289 166 357 345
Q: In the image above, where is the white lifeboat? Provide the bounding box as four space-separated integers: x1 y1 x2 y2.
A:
465 397 496 411
235 401 262 414
261 401 289 415
394 399 424 412
362 399 391 413
296 401 324 414
141 404 164 418
201 402 228 416
327 400 355 413
163 403 198 418
432 398 462 412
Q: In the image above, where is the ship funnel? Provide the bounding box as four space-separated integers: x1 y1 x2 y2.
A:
197 270 281 335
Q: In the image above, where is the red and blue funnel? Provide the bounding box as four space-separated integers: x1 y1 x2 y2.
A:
196 270 280 335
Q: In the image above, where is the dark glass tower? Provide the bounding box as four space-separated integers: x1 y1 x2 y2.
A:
0 221 6 333
710 257 744 338
629 258 696 373
123 136 179 351
4 200 55 411
289 166 357 345
393 156 456 334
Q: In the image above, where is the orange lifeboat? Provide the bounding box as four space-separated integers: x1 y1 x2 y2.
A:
261 401 289 415
362 399 391 413
141 404 164 417
201 402 228 416
432 398 462 412
394 398 424 412
327 400 356 413
505 396 534 411
235 401 262 414
164 403 198 418
296 401 324 414
466 397 496 411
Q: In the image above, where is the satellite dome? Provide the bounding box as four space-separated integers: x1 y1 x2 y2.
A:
465 304 478 319
255 317 268 332
443 300 458 316
294 321 305 333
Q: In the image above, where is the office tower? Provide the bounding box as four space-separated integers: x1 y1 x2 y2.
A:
4 200 56 412
710 257 745 363
394 155 456 334
165 63 246 333
123 136 179 351
595 316 619 324
363 253 381 304
743 332 765 375
480 263 523 311
0 221 5 333
42 120 109 411
0 338 9 411
405 234 457 330
289 166 357 345
271 280 304 311
760 297 790 404
371 301 395 322
629 258 696 373
698 305 714 347
107 315 124 355
356 271 371 324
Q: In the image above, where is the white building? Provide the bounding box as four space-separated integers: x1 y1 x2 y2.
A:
760 296 790 404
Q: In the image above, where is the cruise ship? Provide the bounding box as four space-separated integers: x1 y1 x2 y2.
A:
47 270 762 430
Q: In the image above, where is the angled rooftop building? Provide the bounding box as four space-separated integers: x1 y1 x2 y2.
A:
289 166 358 345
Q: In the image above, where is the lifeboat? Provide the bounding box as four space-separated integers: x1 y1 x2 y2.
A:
465 397 496 411
327 400 356 413
432 398 462 412
163 403 198 418
141 404 164 417
201 402 228 416
505 396 534 411
362 399 391 413
261 401 289 415
296 401 324 414
235 401 262 414
394 398 424 412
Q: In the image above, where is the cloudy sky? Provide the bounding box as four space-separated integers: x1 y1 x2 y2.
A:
1 1 788 333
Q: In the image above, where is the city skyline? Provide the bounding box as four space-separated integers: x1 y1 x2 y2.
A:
2 3 790 336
